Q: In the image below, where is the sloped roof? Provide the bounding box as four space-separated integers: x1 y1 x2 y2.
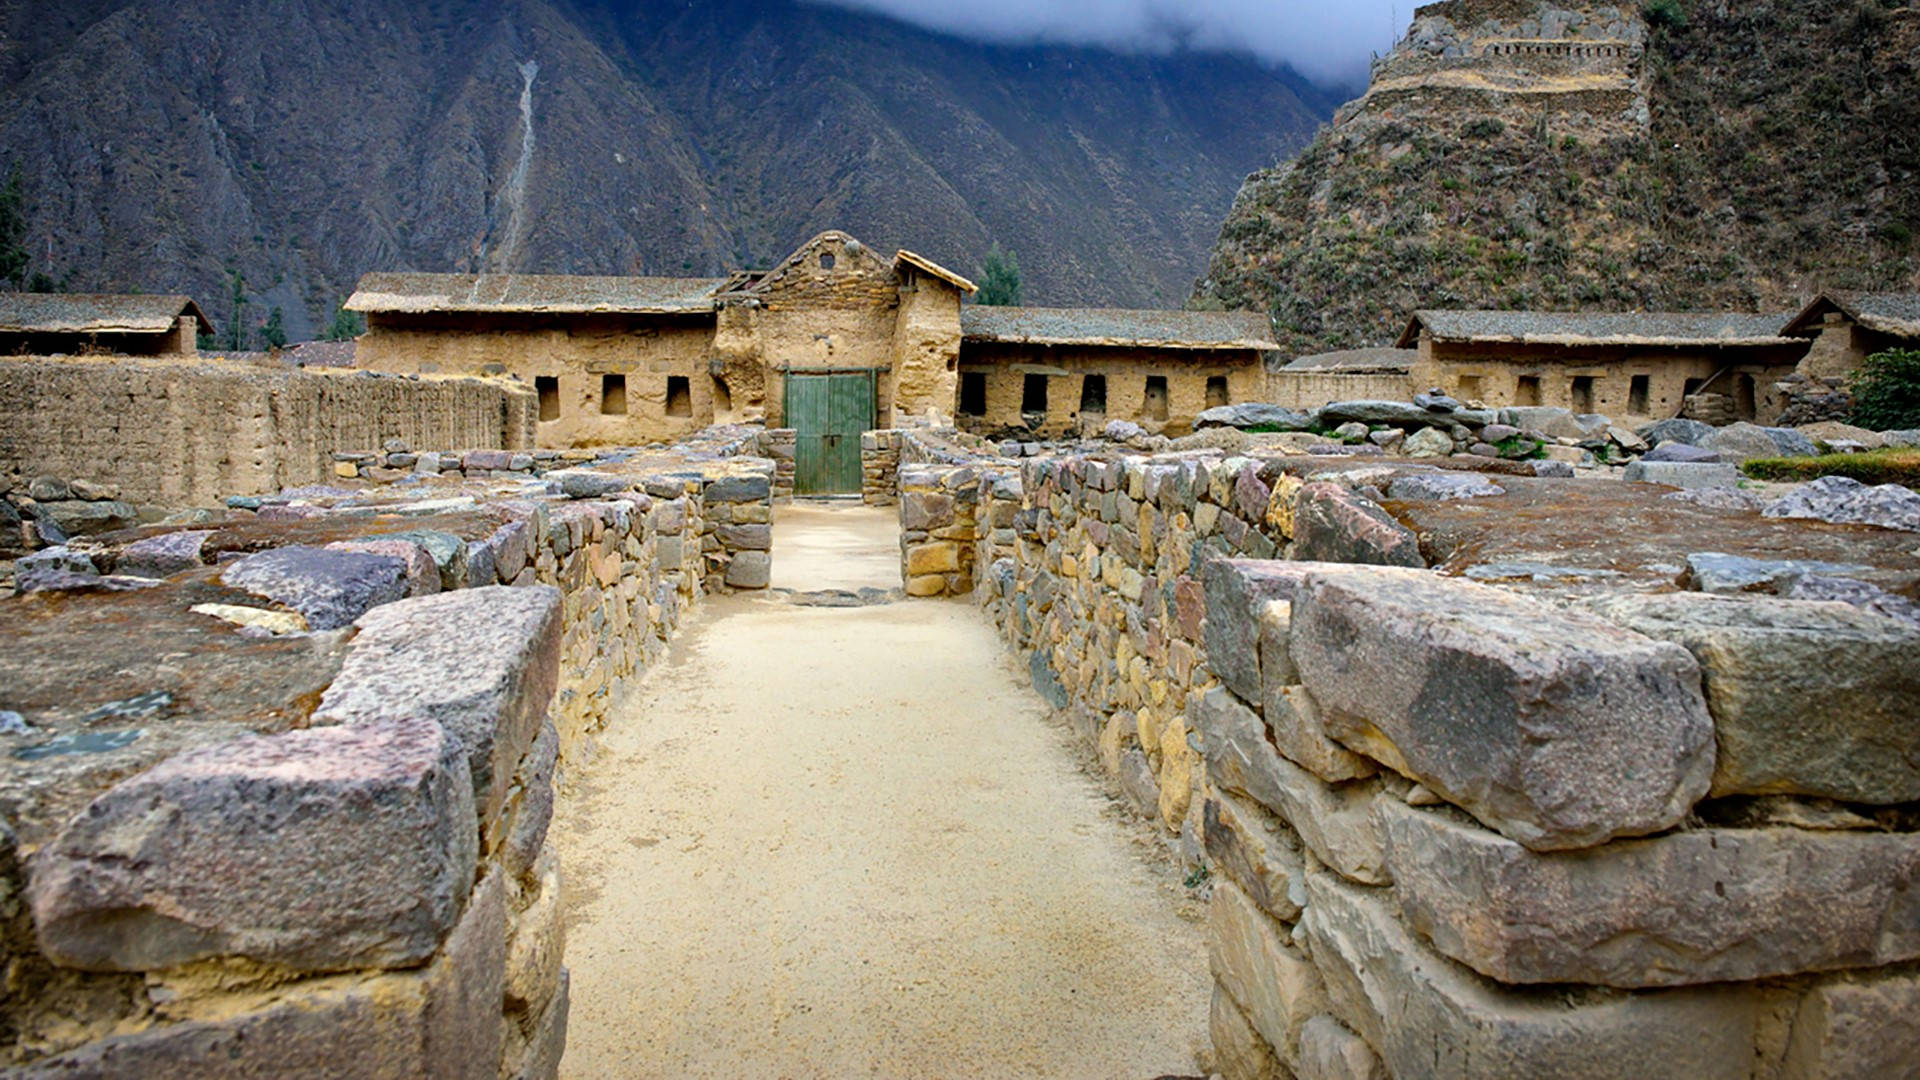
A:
344 273 726 315
894 250 977 294
0 293 210 335
1282 347 1416 372
1395 309 1798 349
1781 290 1920 339
961 306 1276 350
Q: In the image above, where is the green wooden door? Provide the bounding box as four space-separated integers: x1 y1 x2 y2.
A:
787 372 873 494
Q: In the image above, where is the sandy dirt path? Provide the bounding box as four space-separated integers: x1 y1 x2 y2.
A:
553 505 1209 1079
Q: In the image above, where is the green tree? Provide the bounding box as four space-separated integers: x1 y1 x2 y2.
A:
224 270 249 351
976 244 1022 306
322 303 365 341
1849 348 1920 431
0 163 29 291
260 306 287 349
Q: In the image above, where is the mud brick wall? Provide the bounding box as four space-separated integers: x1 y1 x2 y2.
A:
0 356 533 506
946 437 1920 1079
1 438 777 1075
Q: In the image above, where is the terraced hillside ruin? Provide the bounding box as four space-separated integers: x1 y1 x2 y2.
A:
1196 0 1920 354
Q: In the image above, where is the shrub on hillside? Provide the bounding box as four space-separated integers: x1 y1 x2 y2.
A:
1849 348 1920 431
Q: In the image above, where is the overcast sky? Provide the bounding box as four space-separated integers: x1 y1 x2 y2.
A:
807 0 1406 84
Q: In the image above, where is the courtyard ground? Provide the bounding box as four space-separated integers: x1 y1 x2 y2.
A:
553 503 1210 1078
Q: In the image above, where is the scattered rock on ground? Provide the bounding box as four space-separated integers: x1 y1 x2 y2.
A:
1644 443 1721 463
1637 418 1716 446
1386 473 1504 502
1763 476 1920 532
1194 403 1314 431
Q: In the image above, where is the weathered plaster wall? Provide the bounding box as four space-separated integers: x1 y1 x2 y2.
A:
889 276 963 423
1411 338 1807 421
1267 369 1413 411
957 345 1264 437
0 356 532 506
356 313 717 448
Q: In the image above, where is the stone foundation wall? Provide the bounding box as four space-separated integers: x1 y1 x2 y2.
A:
861 430 903 506
0 356 534 507
757 428 797 501
932 437 1920 1079
1 432 777 1075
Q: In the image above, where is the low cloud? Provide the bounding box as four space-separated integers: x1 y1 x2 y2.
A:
806 0 1404 84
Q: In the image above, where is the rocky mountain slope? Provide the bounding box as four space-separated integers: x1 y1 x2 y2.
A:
0 0 1339 339
1195 0 1920 355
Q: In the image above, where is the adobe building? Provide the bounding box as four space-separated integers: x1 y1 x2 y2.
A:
347 232 976 451
0 294 209 357
347 230 1279 467
1782 290 1920 378
1396 309 1809 422
954 307 1276 438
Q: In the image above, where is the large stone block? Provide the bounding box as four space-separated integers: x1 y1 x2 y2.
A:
15 913 504 1080
1582 593 1920 803
506 865 565 1016
503 720 559 882
715 522 771 550
506 967 570 1080
1202 558 1363 702
1622 460 1742 490
1379 799 1920 988
219 545 410 630
704 474 770 502
1289 483 1423 568
425 870 507 1080
315 586 563 824
1292 568 1714 851
115 529 212 578
1209 982 1288 1080
1203 558 1306 702
1203 793 1306 923
725 550 771 589
1211 878 1329 1063
1296 1014 1385 1080
1781 967 1920 1079
1264 683 1375 784
1191 688 1389 884
1301 873 1761 1080
29 717 476 972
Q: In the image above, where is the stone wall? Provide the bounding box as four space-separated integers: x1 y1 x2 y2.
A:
861 429 903 506
931 436 1920 1079
1 434 778 1075
757 428 797 501
0 355 534 507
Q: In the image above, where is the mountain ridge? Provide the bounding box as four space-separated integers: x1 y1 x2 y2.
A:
0 0 1340 340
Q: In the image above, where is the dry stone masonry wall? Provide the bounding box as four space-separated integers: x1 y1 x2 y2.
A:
891 430 1920 1079
0 431 778 1076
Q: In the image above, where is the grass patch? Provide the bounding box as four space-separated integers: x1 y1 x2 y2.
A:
1742 448 1920 485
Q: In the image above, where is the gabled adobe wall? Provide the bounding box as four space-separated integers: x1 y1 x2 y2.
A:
892 432 1920 1078
1 433 779 1075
